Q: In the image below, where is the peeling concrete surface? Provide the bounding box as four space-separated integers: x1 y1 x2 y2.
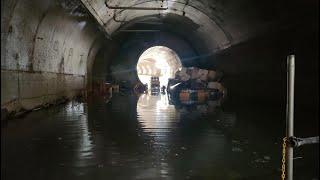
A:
1 0 101 113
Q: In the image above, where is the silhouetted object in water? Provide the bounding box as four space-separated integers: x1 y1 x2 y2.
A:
119 81 132 94
144 84 148 93
134 82 148 94
161 86 166 94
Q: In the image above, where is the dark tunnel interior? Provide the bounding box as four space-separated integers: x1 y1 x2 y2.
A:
1 0 319 179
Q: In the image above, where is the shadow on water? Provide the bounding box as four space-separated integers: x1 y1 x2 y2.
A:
1 93 318 180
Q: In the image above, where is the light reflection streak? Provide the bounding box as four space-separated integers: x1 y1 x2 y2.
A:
66 102 94 166
136 94 179 177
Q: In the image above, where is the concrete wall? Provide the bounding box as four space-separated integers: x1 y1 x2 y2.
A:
1 0 101 113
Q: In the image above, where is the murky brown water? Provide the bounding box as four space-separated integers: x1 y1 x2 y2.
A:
1 93 318 180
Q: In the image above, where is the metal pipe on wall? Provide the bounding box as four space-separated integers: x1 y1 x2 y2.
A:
105 0 168 10
119 29 161 32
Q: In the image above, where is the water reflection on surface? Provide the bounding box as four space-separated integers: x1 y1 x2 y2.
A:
137 94 178 179
136 93 232 179
137 94 179 132
1 94 318 180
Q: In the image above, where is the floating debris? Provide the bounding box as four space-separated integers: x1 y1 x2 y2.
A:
254 158 269 163
263 156 271 160
181 147 187 150
293 156 303 160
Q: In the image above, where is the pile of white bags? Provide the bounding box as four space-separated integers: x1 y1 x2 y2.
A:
174 67 224 92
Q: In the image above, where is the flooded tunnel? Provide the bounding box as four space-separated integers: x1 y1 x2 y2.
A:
1 0 319 179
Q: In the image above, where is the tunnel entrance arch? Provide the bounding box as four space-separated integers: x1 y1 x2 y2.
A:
136 46 182 88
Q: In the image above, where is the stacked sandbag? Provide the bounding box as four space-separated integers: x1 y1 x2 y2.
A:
178 67 190 81
176 67 203 81
180 74 190 81
207 70 217 81
173 66 224 92
208 70 224 81
207 82 224 92
198 69 208 81
176 67 222 81
189 67 200 79
189 79 206 89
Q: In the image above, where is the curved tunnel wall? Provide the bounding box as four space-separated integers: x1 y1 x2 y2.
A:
1 0 318 121
1 0 102 112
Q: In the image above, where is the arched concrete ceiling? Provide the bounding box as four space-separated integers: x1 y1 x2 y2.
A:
81 0 230 50
80 0 315 52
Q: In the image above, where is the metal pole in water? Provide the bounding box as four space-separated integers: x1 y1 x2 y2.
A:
286 55 295 180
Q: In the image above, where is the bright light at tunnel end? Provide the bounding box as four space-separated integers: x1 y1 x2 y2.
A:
136 46 182 87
